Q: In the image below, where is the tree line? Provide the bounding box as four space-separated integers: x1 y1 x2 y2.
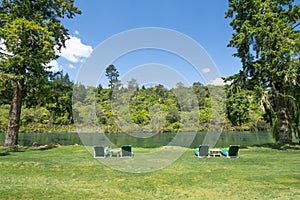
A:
0 64 276 135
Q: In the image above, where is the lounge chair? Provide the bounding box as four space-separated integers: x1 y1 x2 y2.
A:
94 145 109 158
121 145 134 158
220 145 240 158
193 145 210 158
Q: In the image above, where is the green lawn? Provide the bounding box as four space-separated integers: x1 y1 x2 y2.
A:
0 145 299 200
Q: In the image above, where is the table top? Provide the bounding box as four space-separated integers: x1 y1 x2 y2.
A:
109 149 121 152
210 148 221 152
210 148 221 157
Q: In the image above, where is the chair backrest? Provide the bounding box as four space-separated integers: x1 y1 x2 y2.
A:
228 145 240 157
94 146 105 158
121 145 132 157
199 145 209 157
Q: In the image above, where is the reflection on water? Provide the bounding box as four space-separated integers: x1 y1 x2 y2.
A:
0 131 274 148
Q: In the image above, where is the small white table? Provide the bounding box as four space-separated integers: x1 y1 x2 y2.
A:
109 149 121 157
210 149 221 157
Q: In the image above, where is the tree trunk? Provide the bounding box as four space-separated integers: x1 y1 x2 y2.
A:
4 79 24 146
274 94 292 144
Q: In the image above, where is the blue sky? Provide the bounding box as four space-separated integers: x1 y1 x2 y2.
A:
53 0 243 87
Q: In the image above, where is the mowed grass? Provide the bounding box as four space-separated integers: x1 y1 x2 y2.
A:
0 145 299 200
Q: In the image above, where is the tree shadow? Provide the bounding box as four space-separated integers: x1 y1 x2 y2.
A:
28 144 59 151
0 150 10 156
251 143 300 150
0 146 22 156
0 143 59 156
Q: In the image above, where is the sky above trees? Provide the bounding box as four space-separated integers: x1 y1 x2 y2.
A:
49 0 248 87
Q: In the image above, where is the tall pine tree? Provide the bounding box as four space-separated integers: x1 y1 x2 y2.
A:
225 0 300 143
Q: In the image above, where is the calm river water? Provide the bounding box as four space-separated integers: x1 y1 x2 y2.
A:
0 131 274 148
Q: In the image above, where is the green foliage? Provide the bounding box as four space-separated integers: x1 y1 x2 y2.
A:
0 75 12 105
73 83 87 103
105 64 120 90
0 0 81 145
226 88 251 126
166 106 180 124
0 105 9 132
131 109 150 125
199 106 212 125
0 59 269 134
225 0 300 143
21 107 45 125
0 75 269 134
48 72 73 124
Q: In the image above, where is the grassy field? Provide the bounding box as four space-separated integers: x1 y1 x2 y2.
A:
0 145 299 200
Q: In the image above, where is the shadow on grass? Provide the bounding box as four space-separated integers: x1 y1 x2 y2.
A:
29 144 59 151
0 150 10 156
0 146 24 156
0 144 59 156
251 143 300 150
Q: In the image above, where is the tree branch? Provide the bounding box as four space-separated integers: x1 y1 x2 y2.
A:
292 22 300 30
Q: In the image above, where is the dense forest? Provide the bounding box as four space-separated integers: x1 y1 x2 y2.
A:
0 65 272 134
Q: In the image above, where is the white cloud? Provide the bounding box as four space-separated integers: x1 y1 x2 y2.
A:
0 38 5 50
209 77 226 86
58 36 93 63
74 30 80 35
0 38 14 57
202 68 211 73
68 64 75 69
46 60 60 72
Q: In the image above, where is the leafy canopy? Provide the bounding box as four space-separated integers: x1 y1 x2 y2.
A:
225 0 299 90
0 0 81 78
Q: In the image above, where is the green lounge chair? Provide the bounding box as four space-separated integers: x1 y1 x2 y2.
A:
121 145 134 158
193 145 210 158
220 145 240 158
94 145 109 158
